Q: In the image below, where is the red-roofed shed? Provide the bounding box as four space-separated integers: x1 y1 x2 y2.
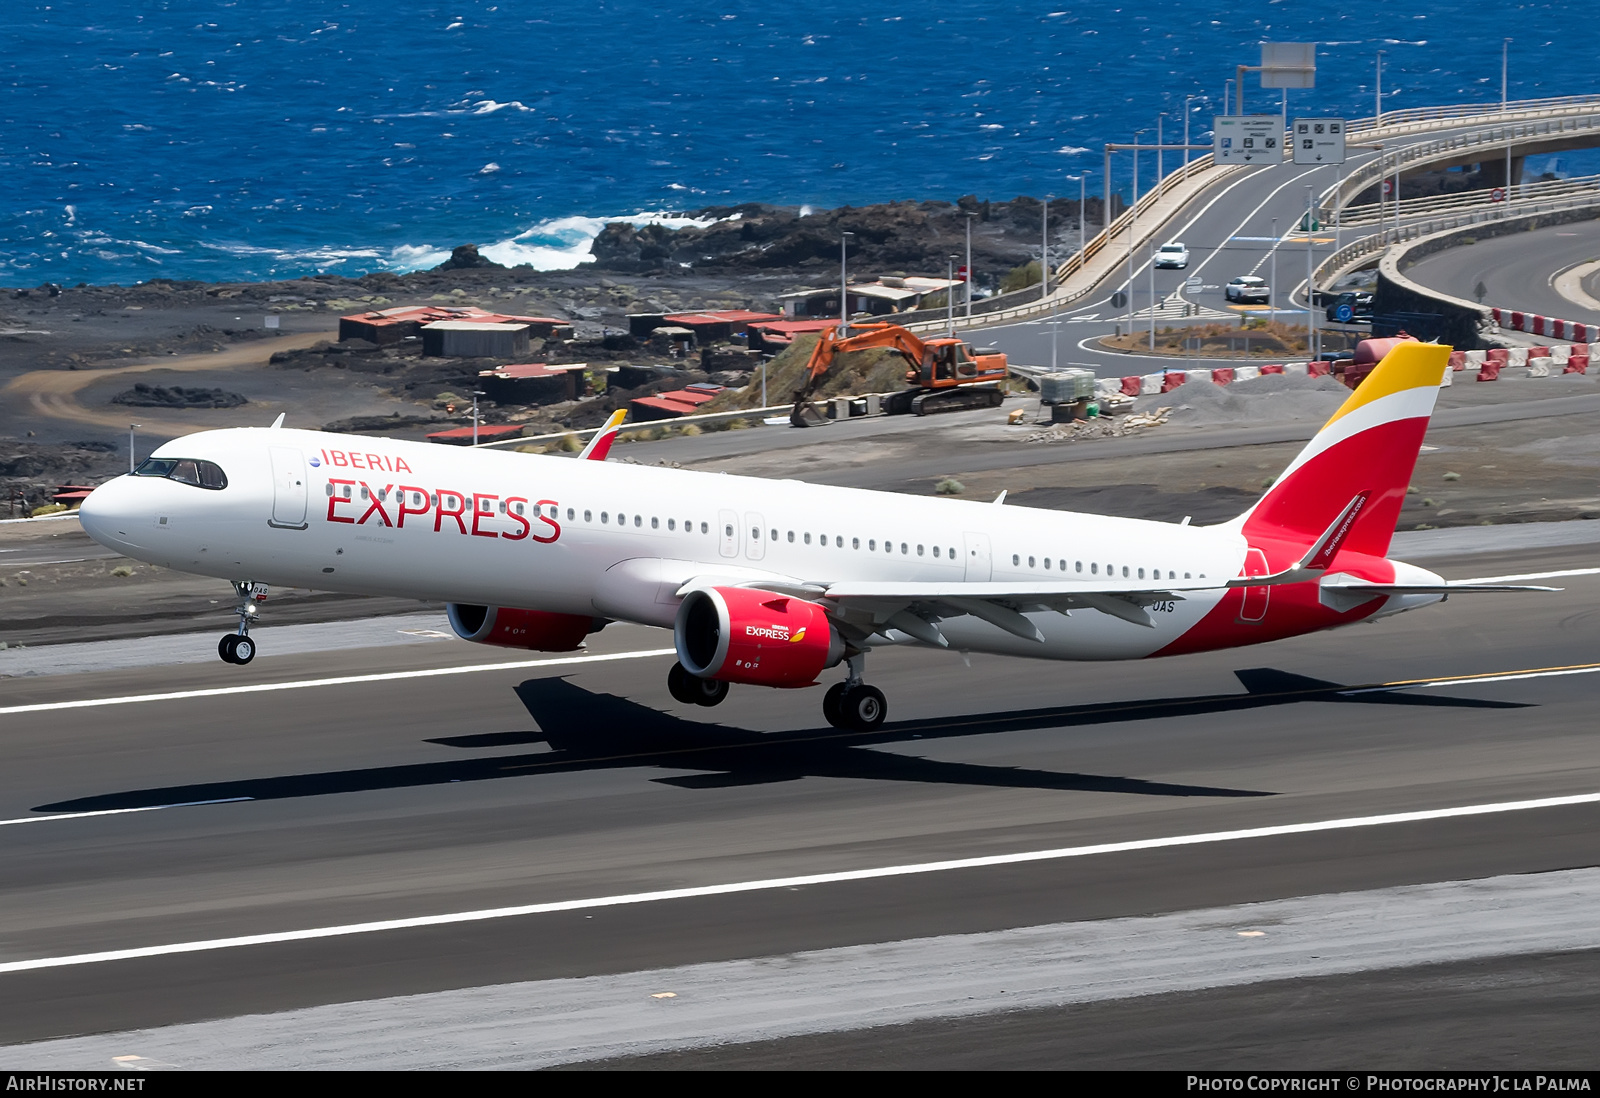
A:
425 423 527 446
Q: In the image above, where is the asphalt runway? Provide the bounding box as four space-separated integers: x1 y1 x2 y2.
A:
0 529 1596 1063
1403 219 1600 325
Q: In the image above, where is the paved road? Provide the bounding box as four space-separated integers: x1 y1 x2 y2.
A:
1403 219 1600 325
0 530 1594 1062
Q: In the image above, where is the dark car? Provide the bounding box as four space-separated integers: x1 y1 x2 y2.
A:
1325 291 1374 322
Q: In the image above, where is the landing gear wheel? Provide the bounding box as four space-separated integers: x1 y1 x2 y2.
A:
822 682 849 728
219 634 255 665
667 662 700 704
839 684 886 732
692 676 729 707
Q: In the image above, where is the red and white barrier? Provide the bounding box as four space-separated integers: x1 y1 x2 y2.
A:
1491 307 1600 343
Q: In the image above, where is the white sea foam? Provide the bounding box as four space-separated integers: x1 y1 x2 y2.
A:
381 210 741 274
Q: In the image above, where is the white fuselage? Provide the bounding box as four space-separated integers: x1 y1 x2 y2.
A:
80 427 1289 661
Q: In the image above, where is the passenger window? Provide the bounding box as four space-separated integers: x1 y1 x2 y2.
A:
835 536 842 548
1138 568 1145 579
497 501 505 513
771 528 778 540
325 484 333 497
567 508 574 520
668 518 675 530
900 543 908 554
1122 566 1129 578
652 517 659 529
725 523 734 537
1091 563 1098 574
788 531 795 543
601 512 609 523
1028 556 1035 568
701 522 708 534
360 487 370 500
853 537 860 549
584 510 592 522
750 526 760 540
804 533 811 545
1076 561 1082 572
634 515 642 527
869 540 876 551
1013 554 1020 565
933 546 940 558
917 545 924 556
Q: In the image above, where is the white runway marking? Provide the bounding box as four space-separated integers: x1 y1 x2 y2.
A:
1455 567 1600 584
0 648 679 716
3 789 1598 975
0 798 252 828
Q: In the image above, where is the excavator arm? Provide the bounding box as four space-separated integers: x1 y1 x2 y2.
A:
789 324 932 427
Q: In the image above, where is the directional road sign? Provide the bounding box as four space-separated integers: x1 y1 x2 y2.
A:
1185 276 1202 292
1335 304 1354 323
1214 116 1281 164
1110 291 1129 309
1291 118 1346 165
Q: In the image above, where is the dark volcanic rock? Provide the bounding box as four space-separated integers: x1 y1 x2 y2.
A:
433 244 505 271
111 383 248 409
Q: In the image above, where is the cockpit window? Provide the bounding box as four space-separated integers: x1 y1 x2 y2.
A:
134 457 228 490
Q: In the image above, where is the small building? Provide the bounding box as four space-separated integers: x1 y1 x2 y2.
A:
422 321 531 359
477 361 589 403
745 318 841 354
341 305 570 345
425 423 528 446
779 276 962 319
628 383 725 422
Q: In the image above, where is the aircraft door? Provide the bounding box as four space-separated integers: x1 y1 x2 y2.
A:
744 512 766 561
1237 547 1270 623
268 446 308 530
718 509 739 558
963 532 992 581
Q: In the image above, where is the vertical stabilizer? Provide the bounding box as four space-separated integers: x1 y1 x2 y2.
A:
1225 342 1450 558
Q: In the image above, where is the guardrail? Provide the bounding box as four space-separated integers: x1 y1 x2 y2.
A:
1325 110 1600 216
1314 190 1600 303
1337 171 1600 228
1348 93 1600 135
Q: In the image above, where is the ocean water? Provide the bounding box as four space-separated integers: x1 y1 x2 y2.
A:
2 1 1590 286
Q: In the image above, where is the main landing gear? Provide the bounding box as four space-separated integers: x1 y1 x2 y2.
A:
822 653 886 733
219 581 268 665
668 661 730 707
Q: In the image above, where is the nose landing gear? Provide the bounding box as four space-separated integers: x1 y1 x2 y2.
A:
822 653 886 732
219 581 268 665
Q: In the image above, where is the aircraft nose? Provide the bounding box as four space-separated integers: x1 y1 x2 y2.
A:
78 476 142 551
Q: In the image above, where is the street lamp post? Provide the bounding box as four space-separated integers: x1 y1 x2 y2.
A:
839 231 854 332
1306 184 1318 361
1269 216 1278 318
965 213 976 318
1182 95 1198 174
1040 195 1050 302
1503 38 1513 204
128 424 140 473
1128 132 1144 333
947 255 958 337
471 390 485 446
1375 50 1385 126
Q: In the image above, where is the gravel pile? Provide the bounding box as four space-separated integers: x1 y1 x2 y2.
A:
1137 371 1349 427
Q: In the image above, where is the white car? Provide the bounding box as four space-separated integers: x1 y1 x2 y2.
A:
1154 242 1189 269
1225 275 1270 304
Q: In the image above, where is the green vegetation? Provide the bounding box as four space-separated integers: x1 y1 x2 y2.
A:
1000 261 1042 294
556 433 583 452
111 565 134 577
935 478 965 495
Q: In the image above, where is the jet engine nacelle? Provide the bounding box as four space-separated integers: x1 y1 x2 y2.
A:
446 603 602 651
674 586 844 687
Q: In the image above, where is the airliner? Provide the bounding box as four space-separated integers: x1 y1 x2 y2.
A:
77 343 1544 731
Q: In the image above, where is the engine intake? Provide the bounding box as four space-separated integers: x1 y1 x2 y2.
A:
446 604 603 651
674 587 843 688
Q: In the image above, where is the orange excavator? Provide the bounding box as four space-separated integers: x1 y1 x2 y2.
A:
788 323 1009 427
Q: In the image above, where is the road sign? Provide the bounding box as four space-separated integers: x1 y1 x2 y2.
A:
1111 290 1129 309
1185 276 1202 292
1299 213 1322 231
1291 118 1346 165
1335 304 1354 323
1490 187 1506 202
1381 179 1394 196
1261 42 1316 89
1214 116 1280 164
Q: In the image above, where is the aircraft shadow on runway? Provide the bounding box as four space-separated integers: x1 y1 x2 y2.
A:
35 667 1524 815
